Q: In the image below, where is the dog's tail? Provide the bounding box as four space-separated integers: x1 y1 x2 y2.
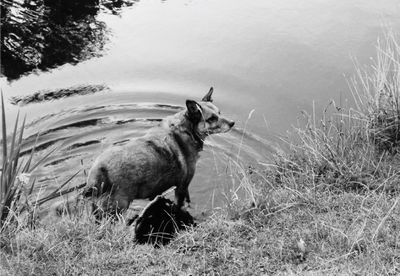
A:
83 166 113 198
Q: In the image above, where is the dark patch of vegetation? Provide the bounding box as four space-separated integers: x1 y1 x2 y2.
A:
133 196 195 246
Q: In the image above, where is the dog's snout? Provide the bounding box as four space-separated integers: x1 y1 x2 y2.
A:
229 121 235 128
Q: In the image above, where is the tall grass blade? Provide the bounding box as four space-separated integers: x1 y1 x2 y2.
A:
36 183 86 207
1 92 7 166
8 111 20 162
4 111 20 193
10 115 26 185
22 131 40 172
28 146 57 173
28 177 36 195
1 92 7 199
53 170 81 195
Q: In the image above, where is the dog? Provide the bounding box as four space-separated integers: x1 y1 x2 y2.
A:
83 87 235 216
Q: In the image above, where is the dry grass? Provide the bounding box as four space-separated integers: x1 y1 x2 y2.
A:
351 30 400 153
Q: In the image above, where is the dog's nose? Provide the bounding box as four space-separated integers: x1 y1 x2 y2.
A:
229 121 235 128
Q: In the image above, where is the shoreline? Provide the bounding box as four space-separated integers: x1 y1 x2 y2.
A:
2 32 400 275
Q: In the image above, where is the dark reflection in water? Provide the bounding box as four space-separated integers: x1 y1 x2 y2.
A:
1 0 138 81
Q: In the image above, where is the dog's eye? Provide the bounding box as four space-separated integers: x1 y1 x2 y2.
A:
206 115 218 123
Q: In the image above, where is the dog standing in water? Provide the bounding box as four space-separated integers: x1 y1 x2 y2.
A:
83 88 235 216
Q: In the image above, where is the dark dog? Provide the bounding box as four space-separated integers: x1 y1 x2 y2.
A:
83 88 235 215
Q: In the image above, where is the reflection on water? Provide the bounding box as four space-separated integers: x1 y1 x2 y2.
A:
1 0 138 80
18 101 270 216
10 84 109 105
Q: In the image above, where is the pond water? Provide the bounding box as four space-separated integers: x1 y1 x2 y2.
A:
1 0 400 214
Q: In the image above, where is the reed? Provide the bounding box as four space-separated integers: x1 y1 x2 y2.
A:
0 92 31 230
0 93 79 232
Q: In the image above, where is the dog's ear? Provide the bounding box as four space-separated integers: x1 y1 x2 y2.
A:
186 100 202 122
201 87 214 102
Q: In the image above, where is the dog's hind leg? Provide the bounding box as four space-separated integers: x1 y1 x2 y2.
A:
93 192 129 221
112 190 131 213
84 166 123 219
84 166 114 198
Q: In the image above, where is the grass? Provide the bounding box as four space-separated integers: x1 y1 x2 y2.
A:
0 93 80 233
2 31 400 275
0 91 31 230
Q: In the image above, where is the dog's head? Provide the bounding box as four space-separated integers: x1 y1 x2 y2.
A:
186 87 235 137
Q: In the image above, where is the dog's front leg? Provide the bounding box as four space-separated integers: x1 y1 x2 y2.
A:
175 187 186 210
184 188 191 207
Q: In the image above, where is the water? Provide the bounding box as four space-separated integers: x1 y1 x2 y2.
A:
1 0 400 214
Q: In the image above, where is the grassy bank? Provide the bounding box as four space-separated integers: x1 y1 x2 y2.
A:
2 32 400 275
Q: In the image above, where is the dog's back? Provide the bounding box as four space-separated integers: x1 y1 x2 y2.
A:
86 123 198 211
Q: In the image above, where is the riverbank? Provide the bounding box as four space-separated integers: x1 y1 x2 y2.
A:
2 32 400 275
2 168 399 275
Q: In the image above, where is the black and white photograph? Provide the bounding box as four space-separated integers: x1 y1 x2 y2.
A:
1 0 400 274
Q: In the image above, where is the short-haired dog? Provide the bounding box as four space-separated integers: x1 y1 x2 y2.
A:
83 88 235 216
